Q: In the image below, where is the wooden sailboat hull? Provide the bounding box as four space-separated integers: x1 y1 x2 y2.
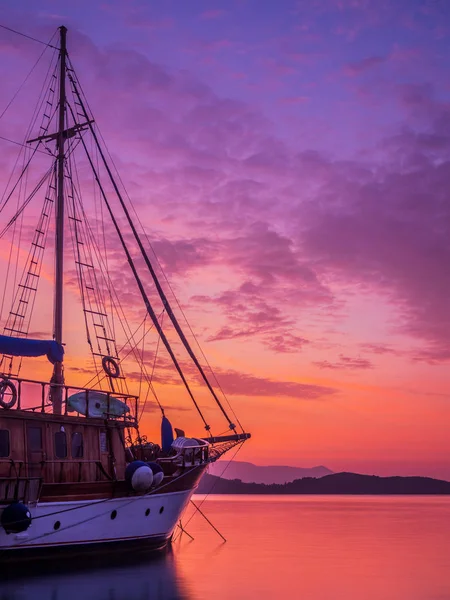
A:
0 533 171 564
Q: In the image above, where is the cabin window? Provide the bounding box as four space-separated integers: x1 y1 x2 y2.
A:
0 429 10 457
72 432 84 458
99 430 108 453
28 427 42 451
54 431 67 459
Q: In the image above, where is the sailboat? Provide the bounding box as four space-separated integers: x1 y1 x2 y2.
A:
0 25 250 562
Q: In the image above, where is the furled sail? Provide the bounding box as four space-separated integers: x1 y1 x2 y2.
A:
0 335 64 364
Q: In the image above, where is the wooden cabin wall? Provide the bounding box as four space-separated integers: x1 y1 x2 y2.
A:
110 425 126 480
0 413 130 484
0 417 25 478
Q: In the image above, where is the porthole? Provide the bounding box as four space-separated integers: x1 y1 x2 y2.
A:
159 506 164 514
111 510 117 520
145 508 150 517
54 520 61 530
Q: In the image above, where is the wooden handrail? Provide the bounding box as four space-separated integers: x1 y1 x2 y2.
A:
0 373 139 422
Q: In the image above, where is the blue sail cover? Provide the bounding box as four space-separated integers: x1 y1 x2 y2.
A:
161 416 174 452
0 335 64 364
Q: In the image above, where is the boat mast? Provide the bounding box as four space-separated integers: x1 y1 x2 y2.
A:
51 25 67 414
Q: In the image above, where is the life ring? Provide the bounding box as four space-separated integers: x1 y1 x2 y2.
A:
0 379 17 409
102 356 120 378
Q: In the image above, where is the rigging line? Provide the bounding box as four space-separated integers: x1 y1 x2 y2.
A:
66 62 241 432
64 106 160 406
65 56 242 431
97 140 113 337
0 135 52 155
68 103 112 324
0 29 58 121
0 55 58 234
64 64 165 386
69 148 117 357
65 163 98 348
15 177 56 378
68 155 141 398
3 55 59 366
0 166 53 239
1 170 55 375
0 23 58 49
1 140 29 342
0 56 58 212
189 500 226 542
128 236 244 429
25 46 59 138
65 161 93 352
139 310 165 422
0 45 59 211
2 169 52 376
137 313 146 403
68 68 234 430
17 175 56 343
174 441 246 541
0 146 29 325
63 128 85 162
67 163 163 405
92 133 116 343
76 129 211 432
81 310 163 409
12 139 31 300
6 173 55 327
0 147 45 217
89 146 244 430
79 123 107 324
67 157 127 396
139 383 152 422
64 137 180 414
176 520 195 541
66 101 117 327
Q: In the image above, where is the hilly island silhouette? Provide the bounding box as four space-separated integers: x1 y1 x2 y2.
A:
198 462 450 495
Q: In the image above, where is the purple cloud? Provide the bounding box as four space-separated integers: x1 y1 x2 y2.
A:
344 56 386 76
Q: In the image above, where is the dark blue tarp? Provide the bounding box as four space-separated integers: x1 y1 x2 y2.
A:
0 335 64 364
161 416 174 452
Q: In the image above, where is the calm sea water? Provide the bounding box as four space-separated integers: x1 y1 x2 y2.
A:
1 495 450 599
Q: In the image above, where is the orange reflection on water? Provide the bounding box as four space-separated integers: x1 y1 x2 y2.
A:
175 496 450 600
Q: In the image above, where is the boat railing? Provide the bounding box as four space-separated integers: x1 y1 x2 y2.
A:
159 441 210 468
0 374 138 424
0 475 42 505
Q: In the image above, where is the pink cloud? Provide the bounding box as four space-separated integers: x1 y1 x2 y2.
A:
360 343 399 356
299 96 450 360
210 368 336 398
314 355 373 370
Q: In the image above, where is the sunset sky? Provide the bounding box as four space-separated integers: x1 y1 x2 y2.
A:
1 0 450 479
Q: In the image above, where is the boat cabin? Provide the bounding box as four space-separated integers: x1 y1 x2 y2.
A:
0 375 138 504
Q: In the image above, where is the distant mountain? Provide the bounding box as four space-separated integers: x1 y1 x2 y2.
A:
196 472 450 495
208 461 333 484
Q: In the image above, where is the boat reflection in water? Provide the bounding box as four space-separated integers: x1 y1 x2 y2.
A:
0 547 190 600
